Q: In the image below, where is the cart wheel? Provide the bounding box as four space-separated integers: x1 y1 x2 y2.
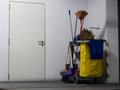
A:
92 77 98 84
62 76 69 82
62 76 73 83
73 74 80 84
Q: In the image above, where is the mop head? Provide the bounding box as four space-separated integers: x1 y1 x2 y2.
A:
75 10 88 20
81 28 95 40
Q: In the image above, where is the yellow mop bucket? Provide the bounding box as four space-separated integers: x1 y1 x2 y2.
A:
80 43 103 77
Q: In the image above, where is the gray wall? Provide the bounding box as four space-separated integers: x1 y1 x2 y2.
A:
106 0 119 83
88 0 119 83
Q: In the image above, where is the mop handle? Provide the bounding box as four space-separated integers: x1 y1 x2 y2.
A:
68 10 73 41
80 19 83 39
69 10 71 15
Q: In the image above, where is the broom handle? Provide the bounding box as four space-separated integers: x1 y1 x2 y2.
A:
74 16 77 38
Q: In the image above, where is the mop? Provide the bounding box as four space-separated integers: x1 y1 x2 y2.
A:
75 10 88 40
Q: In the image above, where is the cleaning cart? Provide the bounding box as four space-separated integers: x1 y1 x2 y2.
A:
60 10 107 84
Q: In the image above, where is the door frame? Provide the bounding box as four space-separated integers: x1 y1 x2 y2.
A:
118 0 120 83
8 1 46 81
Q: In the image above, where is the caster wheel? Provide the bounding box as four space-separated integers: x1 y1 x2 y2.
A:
62 76 73 83
92 77 98 84
73 75 80 84
62 76 69 82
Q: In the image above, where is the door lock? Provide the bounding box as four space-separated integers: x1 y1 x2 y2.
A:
38 41 44 46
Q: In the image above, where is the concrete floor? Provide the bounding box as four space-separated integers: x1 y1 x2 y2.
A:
0 81 119 90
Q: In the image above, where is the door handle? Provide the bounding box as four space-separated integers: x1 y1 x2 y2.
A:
38 41 44 46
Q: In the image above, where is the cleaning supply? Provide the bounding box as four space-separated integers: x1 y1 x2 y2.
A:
75 10 88 39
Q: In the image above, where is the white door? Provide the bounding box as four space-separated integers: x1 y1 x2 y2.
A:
9 2 45 81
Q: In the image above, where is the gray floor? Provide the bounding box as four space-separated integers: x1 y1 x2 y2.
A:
0 81 119 90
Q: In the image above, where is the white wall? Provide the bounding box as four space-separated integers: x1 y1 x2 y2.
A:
106 0 119 83
0 0 9 82
87 0 106 39
45 0 88 80
9 0 88 81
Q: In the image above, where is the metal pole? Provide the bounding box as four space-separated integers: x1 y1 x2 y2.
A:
69 10 74 41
